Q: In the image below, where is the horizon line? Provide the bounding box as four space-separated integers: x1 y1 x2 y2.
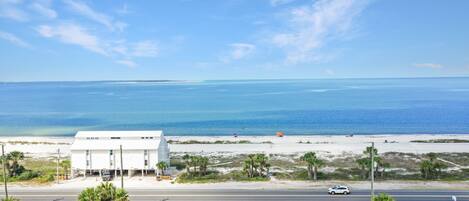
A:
2 75 469 83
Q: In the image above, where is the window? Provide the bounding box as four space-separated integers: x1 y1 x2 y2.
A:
144 159 148 166
86 150 90 156
144 150 148 156
109 150 114 166
86 160 90 166
111 137 120 139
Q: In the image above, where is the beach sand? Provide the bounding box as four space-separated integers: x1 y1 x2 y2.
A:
2 134 469 190
1 134 469 157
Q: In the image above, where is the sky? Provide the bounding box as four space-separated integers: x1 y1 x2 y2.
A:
0 0 468 81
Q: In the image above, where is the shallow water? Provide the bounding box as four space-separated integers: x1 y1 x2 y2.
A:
1 78 469 136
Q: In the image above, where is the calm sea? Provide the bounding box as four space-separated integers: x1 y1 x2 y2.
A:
1 78 469 136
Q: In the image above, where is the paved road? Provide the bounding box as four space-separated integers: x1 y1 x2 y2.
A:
2 189 469 201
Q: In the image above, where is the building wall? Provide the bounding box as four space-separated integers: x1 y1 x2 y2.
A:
91 150 109 170
71 150 87 170
72 149 162 171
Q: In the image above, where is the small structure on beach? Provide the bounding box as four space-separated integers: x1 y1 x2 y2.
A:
276 131 285 137
70 130 170 178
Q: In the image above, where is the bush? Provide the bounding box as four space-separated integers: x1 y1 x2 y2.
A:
16 170 40 180
274 168 361 181
169 159 185 171
226 170 270 182
372 193 395 201
176 170 271 183
78 187 97 201
78 182 129 201
36 173 55 183
2 197 20 201
176 171 227 183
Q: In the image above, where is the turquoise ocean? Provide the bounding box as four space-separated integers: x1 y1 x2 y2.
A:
1 78 469 136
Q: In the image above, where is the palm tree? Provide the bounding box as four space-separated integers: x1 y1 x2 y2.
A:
192 156 200 174
78 182 129 201
197 157 209 176
6 151 24 177
96 182 116 201
182 154 192 175
156 161 168 176
243 154 270 178
78 187 97 201
243 154 256 178
372 193 395 201
426 152 438 162
60 159 71 178
433 161 447 179
364 146 382 178
420 160 433 179
300 152 324 180
356 158 369 179
0 155 10 177
114 188 129 201
254 154 270 177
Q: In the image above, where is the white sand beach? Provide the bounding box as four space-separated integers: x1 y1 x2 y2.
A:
2 134 469 190
1 134 469 158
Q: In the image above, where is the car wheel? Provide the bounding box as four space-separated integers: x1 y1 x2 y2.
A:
344 191 348 195
331 191 335 195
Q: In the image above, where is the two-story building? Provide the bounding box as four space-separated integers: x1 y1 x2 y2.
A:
70 130 170 177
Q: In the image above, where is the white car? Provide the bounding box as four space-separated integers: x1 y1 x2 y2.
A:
328 185 351 195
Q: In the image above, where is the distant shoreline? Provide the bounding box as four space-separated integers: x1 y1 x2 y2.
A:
3 76 469 83
3 133 469 137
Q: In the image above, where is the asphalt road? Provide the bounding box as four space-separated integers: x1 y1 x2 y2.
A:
2 189 469 201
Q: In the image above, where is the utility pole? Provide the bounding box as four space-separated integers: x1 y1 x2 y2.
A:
2 144 9 199
370 142 375 198
120 145 124 189
56 148 60 184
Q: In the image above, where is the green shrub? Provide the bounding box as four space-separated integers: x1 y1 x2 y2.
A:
226 170 270 182
176 171 227 183
77 183 129 201
2 197 20 201
16 170 40 180
36 173 55 183
169 159 185 170
372 193 395 201
78 187 97 201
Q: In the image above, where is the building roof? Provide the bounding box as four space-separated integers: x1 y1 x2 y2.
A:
70 139 161 150
75 130 163 138
71 130 165 150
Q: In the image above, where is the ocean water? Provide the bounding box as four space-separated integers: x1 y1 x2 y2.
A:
1 78 469 136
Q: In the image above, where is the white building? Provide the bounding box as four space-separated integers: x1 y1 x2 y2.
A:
70 130 170 177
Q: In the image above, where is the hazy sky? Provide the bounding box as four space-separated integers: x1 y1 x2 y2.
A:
1 0 468 81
